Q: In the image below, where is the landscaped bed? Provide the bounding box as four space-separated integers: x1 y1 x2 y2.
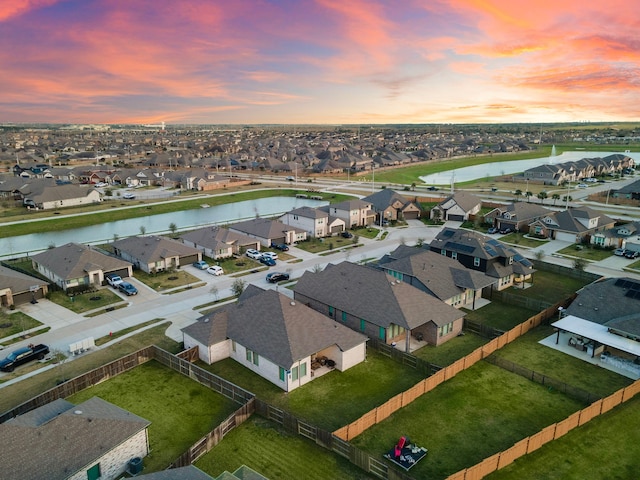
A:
67 360 240 473
350 361 585 480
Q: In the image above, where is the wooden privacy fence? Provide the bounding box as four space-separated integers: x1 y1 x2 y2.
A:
334 299 569 441
446 379 640 480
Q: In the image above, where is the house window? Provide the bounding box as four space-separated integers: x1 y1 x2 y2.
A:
328 306 334 317
300 362 307 378
593 236 605 246
473 257 480 267
292 366 299 381
379 327 386 340
438 322 454 337
253 353 259 366
508 257 513 265
341 311 347 322
246 349 253 363
451 252 457 260
87 463 101 480
440 249 446 256
360 319 366 332
279 367 285 381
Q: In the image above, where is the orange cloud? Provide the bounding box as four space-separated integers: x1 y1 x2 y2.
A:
0 0 58 22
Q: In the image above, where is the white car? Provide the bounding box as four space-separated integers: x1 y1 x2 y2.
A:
206 265 224 276
123 192 136 199
261 251 278 260
94 182 108 188
246 249 262 259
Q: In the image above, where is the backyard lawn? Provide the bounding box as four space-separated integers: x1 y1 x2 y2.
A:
486 395 640 480
504 269 593 303
350 362 585 480
489 325 633 398
462 302 538 331
196 416 375 480
412 331 488 367
200 348 426 431
68 360 239 473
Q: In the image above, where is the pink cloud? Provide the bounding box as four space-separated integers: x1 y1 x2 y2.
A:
0 0 58 22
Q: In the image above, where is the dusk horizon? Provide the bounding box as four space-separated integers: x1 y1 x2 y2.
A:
2 1 639 125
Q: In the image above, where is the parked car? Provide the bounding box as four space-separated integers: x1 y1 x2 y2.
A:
499 227 513 234
266 272 290 283
286 176 295 181
206 265 224 276
123 192 136 199
577 183 588 189
624 250 639 259
614 248 626 256
341 231 353 238
259 256 276 266
246 249 262 259
193 260 209 270
271 243 289 251
94 182 108 188
427 186 439 191
487 227 499 234
118 282 138 296
261 251 278 260
0 344 49 372
105 274 123 287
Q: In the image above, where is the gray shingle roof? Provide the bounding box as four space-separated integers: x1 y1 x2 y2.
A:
31 243 132 280
183 288 367 368
180 226 257 250
229 217 302 239
0 397 150 480
135 465 215 480
438 191 482 211
0 264 48 293
294 261 463 329
113 235 200 263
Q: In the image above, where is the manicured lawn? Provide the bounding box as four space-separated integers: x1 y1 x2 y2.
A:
556 244 614 261
0 311 42 340
506 269 592 304
48 288 124 313
200 348 426 431
486 395 640 480
0 323 180 414
490 325 633 398
210 255 264 274
68 360 239 473
351 362 585 480
196 416 375 480
498 232 550 249
134 269 201 291
295 235 361 253
412 331 488 367
463 302 538 330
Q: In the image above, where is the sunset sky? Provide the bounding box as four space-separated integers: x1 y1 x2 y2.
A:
1 0 639 125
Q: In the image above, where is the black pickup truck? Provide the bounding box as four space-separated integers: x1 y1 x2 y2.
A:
0 344 49 372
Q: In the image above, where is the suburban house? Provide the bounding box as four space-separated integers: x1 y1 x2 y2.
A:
429 228 535 291
0 265 48 307
484 202 551 233
180 226 260 259
31 243 133 291
293 261 465 351
112 235 201 273
0 396 151 480
181 287 368 392
228 217 307 247
378 245 497 310
179 169 252 191
22 183 101 210
528 206 616 243
361 189 422 223
522 154 635 185
279 206 346 238
610 178 640 200
551 277 640 379
522 163 574 185
430 191 482 222
317 199 375 228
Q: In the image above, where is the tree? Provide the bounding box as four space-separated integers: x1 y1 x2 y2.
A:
573 257 587 271
312 264 323 273
514 189 523 201
231 278 246 297
431 208 442 224
352 234 359 245
534 250 546 261
50 348 69 384
209 285 219 302
562 195 573 205
551 193 560 205
140 225 146 236
415 238 424 247
537 191 548 204
169 222 177 237
411 182 416 191
524 191 533 203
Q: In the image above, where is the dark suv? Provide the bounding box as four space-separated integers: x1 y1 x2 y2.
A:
0 344 49 372
266 272 290 283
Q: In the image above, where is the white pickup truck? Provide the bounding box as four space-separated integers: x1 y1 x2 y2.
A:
106 274 124 287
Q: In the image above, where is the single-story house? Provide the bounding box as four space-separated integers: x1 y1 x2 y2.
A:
180 226 260 259
528 206 616 243
31 243 133 291
182 286 368 392
484 202 551 233
0 396 150 480
610 178 640 200
112 235 201 273
228 217 307 247
279 206 346 238
362 189 422 222
379 245 497 310
430 191 482 222
0 265 49 307
293 261 465 351
22 184 101 210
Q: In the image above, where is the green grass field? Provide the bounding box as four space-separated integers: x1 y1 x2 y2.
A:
351 362 586 480
67 360 239 473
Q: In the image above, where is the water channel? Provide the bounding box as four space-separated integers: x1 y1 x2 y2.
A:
0 196 327 259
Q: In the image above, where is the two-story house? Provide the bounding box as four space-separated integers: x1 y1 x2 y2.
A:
279 206 345 238
318 199 375 228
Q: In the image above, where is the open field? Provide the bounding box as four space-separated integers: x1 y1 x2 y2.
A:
351 362 586 480
68 360 239 473
196 416 375 480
